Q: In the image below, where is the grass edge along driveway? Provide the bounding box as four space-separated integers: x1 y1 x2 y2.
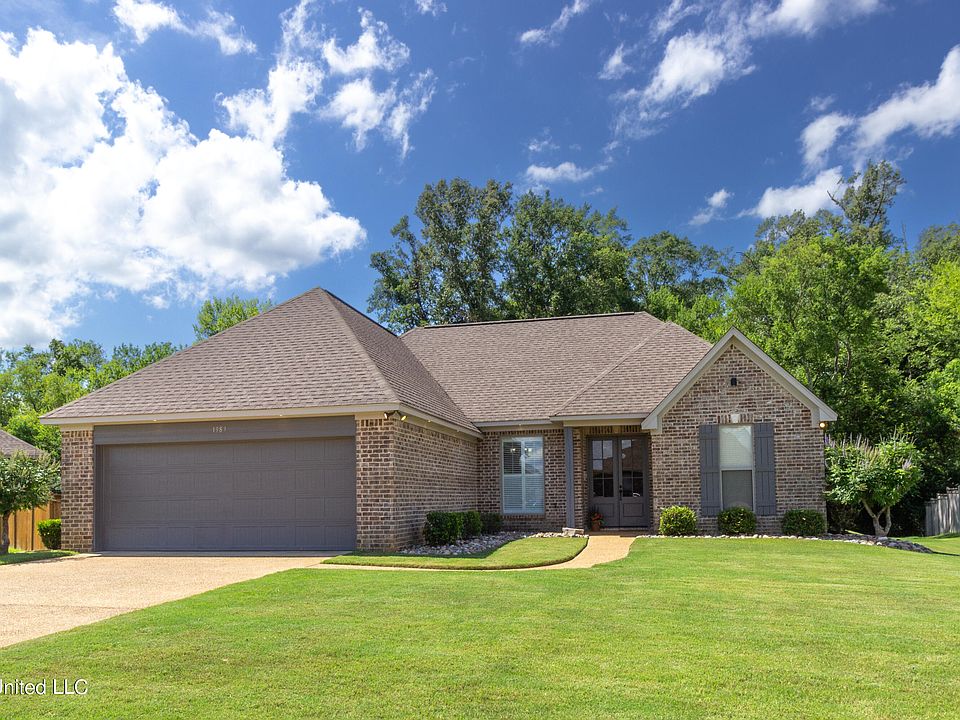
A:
0 549 73 566
323 535 587 569
1 537 959 719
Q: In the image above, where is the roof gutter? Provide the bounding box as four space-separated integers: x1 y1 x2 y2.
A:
42 403 482 439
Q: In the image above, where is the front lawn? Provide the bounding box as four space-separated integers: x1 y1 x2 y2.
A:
324 535 587 569
0 549 73 566
1 538 959 719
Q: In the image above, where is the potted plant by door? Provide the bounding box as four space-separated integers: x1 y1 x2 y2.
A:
589 509 603 532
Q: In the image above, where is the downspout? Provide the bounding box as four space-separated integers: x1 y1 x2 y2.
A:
564 427 575 528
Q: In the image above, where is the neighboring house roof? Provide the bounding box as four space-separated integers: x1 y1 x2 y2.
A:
43 289 476 434
0 428 41 457
401 311 707 424
640 327 838 430
551 322 711 420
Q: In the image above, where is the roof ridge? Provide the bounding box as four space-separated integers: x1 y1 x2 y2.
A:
322 290 400 404
551 321 670 416
406 310 645 332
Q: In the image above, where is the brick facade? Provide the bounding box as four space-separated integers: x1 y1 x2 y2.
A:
650 345 826 534
355 417 478 550
478 428 572 531
60 428 95 552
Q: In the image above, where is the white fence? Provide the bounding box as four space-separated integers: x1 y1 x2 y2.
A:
926 488 960 536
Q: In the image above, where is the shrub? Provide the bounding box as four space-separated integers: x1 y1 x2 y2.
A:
480 512 503 534
718 506 757 535
424 511 461 545
782 509 827 536
462 510 483 538
37 518 61 550
659 506 697 536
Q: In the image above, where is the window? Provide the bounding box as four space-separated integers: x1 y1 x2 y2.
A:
719 425 754 510
502 437 544 515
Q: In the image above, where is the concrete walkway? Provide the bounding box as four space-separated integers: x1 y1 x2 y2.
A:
533 531 640 570
0 553 332 648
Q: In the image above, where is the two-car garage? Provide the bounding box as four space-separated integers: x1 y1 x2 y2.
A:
93 417 357 552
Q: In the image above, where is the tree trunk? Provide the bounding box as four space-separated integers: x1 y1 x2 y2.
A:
1 512 10 554
881 506 893 536
862 501 887 537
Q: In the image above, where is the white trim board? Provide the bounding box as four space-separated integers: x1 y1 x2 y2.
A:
640 328 837 431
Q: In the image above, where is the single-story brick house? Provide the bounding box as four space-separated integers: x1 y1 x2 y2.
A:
42 288 835 552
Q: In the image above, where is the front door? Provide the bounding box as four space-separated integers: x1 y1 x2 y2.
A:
588 436 651 528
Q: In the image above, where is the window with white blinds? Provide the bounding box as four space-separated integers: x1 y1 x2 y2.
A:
501 437 545 515
719 424 754 510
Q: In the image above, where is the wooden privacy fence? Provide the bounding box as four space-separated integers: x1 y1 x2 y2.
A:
5 496 61 551
925 488 960 536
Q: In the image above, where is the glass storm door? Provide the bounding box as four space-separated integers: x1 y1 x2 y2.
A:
589 436 650 528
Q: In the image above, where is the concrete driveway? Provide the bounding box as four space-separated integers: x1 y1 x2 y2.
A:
0 553 333 648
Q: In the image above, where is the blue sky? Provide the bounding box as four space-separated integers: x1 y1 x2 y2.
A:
0 0 958 351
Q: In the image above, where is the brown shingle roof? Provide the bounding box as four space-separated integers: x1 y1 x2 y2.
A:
0 429 41 457
401 311 686 423
552 322 711 417
44 289 475 432
43 287 715 429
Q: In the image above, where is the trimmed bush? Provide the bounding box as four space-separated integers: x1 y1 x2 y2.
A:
718 506 757 535
462 510 483 538
782 509 827 536
424 512 461 545
659 506 697 536
480 512 503 534
37 518 61 550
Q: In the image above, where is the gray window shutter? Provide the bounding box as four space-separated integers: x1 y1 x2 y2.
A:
699 424 721 516
753 422 777 515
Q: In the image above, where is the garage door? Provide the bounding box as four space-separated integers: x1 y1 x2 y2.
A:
97 437 356 551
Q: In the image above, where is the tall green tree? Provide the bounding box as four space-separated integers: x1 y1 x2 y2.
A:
501 192 634 318
370 178 511 331
193 295 273 341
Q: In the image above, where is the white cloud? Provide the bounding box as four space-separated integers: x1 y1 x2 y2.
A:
690 187 732 225
808 94 834 113
750 167 842 218
415 0 447 16
643 31 742 106
618 0 883 137
223 2 432 157
113 0 182 43
853 45 960 159
0 29 363 347
524 161 600 185
322 9 410 76
194 10 257 56
751 0 882 36
800 112 853 170
323 77 395 150
113 0 255 55
650 0 704 40
526 129 558 155
384 70 436 158
599 43 632 80
519 0 592 46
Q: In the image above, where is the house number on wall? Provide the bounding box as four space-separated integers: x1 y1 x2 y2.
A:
212 425 227 433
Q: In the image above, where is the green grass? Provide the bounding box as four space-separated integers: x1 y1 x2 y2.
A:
0 549 73 565
323 535 587 569
902 533 960 555
2 537 959 719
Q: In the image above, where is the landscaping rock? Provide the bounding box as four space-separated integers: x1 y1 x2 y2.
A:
640 533 934 553
401 531 530 556
402 529 589 556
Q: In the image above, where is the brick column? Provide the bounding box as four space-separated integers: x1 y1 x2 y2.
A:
60 428 95 552
355 417 399 550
